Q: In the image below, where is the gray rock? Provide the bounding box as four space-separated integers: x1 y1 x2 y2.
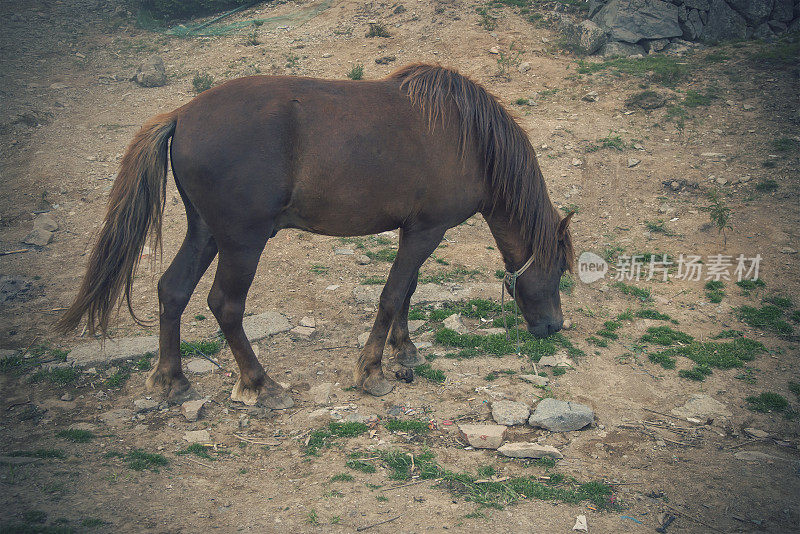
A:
308 407 332 422
357 331 370 348
593 0 682 42
458 423 507 449
587 0 607 17
671 394 731 420
643 38 670 52
310 382 333 405
60 393 73 402
768 20 787 33
408 320 426 333
519 374 549 386
99 408 134 426
134 56 167 87
133 398 159 412
290 325 316 339
181 398 208 422
414 341 433 349
518 61 531 73
752 21 775 38
242 311 290 341
491 400 530 426
23 227 53 246
443 313 468 334
356 254 371 265
33 213 58 232
0 276 32 304
560 18 608 54
701 0 748 42
183 429 211 443
528 398 594 432
683 0 710 9
681 8 704 39
627 158 641 168
185 358 215 374
770 0 793 22
353 283 473 305
582 90 599 102
497 442 564 459
598 41 646 57
343 412 367 424
68 336 158 367
727 0 774 23
538 351 575 368
299 316 316 328
334 248 354 255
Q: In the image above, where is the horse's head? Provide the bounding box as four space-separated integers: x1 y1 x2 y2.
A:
507 212 574 338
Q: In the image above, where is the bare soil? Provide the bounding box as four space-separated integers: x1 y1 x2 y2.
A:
1 1 799 533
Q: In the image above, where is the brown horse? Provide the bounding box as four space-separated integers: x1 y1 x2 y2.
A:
58 64 574 408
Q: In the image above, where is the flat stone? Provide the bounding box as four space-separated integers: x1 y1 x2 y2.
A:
627 158 640 168
0 276 32 304
408 320 426 333
33 213 58 232
458 423 507 449
734 451 797 464
308 408 332 422
352 283 473 305
183 429 211 443
599 41 646 57
133 398 159 413
518 61 531 73
185 358 215 374
290 325 316 339
519 374 549 387
299 316 316 328
491 400 530 426
443 313 468 334
60 393 73 402
582 91 599 102
780 247 797 254
538 351 575 368
310 382 333 405
744 428 769 439
68 336 158 367
497 442 563 459
357 331 370 348
528 398 594 432
181 398 208 422
671 394 732 420
23 227 53 246
242 311 291 341
356 254 371 265
334 248 354 255
99 408 134 426
572 158 582 166
414 341 433 350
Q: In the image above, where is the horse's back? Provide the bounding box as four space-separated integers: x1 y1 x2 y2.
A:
170 75 486 237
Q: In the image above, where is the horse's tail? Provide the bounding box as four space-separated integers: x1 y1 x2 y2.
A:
56 111 178 336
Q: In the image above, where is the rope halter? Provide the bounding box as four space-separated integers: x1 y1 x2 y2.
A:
500 252 537 373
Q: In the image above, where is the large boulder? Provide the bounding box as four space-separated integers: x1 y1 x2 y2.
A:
681 8 705 40
559 18 608 54
770 0 793 22
134 56 167 88
727 0 774 23
598 41 646 57
700 0 748 41
528 398 594 432
592 0 682 42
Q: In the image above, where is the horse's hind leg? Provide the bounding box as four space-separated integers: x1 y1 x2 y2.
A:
388 276 426 368
147 207 218 399
208 242 294 409
358 227 445 395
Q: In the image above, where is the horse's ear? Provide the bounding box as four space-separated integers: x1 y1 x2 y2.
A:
558 211 574 240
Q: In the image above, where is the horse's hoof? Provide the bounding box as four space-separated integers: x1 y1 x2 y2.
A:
362 374 394 396
395 344 425 368
146 367 191 400
231 379 295 409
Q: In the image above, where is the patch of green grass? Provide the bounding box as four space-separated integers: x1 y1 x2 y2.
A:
179 339 221 358
665 104 688 130
771 137 800 152
551 366 567 376
29 367 79 386
586 336 608 347
640 326 693 346
21 510 47 524
105 367 130 388
682 87 718 107
306 509 319 525
755 179 779 192
788 381 800 400
122 449 168 471
329 421 370 437
414 363 446 383
713 329 743 339
476 7 497 30
177 443 214 460
765 295 792 309
384 419 430 433
435 328 579 362
365 248 397 262
634 309 675 322
194 314 206 321
648 352 676 369
612 281 651 301
644 220 672 235
347 64 364 80
309 263 329 274
559 273 575 294
192 72 214 94
737 304 793 335
331 473 354 482
381 450 442 480
737 278 765 293
792 311 800 323
57 429 94 443
361 276 386 285
577 55 687 86
419 266 481 285
305 422 369 456
366 22 390 37
678 364 713 381
134 353 153 371
746 392 788 413
408 307 427 320
705 280 725 303
703 190 732 243
586 134 626 152
346 456 377 473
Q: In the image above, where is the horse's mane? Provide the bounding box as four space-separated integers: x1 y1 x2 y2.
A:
388 63 573 269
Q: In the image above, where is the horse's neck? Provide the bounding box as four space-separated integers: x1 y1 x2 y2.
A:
483 208 529 272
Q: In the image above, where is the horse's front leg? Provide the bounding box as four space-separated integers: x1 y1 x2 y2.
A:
388 276 426 368
357 227 445 396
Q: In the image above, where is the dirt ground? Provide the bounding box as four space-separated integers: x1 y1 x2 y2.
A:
1 0 799 532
